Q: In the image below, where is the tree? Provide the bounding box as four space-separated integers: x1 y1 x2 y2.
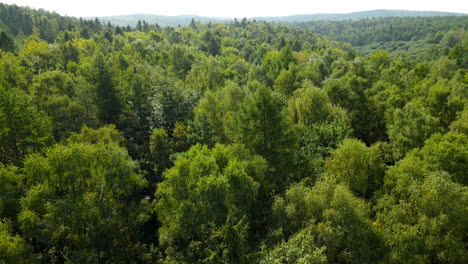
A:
0 31 14 52
376 171 467 263
91 53 122 124
119 74 158 160
393 131 468 186
376 129 468 263
388 99 440 160
0 220 36 264
298 120 353 162
29 71 92 140
0 86 53 164
151 72 198 132
260 227 326 264
155 144 267 263
425 80 463 128
0 165 22 220
19 38 59 74
0 51 28 90
287 83 336 127
18 127 149 262
271 180 385 263
186 56 224 92
273 64 301 96
200 30 221 56
189 83 246 146
324 139 386 198
234 87 298 191
149 128 172 176
261 46 295 87
369 50 391 69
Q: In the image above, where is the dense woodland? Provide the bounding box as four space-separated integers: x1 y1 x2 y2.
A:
294 17 467 63
1 3 467 263
96 10 465 28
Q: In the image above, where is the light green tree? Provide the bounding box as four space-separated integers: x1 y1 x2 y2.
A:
324 138 386 198
0 220 36 264
388 99 440 160
271 180 385 263
0 86 53 164
155 144 267 263
18 126 149 263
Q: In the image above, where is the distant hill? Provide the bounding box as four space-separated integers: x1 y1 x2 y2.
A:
296 16 468 46
94 9 466 27
252 10 467 23
94 14 228 27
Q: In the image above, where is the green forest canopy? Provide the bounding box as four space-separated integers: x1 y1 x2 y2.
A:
0 3 467 263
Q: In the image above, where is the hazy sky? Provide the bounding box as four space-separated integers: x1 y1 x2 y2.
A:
2 0 468 17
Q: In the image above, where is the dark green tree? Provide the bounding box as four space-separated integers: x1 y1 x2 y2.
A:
91 53 122 125
0 31 14 52
235 87 299 191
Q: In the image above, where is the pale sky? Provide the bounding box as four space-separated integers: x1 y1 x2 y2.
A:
2 0 467 18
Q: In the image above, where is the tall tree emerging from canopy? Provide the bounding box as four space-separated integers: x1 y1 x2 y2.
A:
91 53 122 125
234 86 298 192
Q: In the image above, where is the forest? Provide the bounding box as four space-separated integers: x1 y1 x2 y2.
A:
0 3 467 263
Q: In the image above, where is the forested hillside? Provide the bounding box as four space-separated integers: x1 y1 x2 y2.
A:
1 3 467 263
97 10 466 27
298 16 468 61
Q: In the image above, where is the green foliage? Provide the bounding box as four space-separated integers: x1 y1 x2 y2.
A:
189 82 245 145
200 30 221 56
19 38 60 74
0 31 14 52
299 120 353 161
376 170 467 263
0 165 21 219
271 180 385 263
299 16 468 47
324 139 386 198
0 51 28 89
369 50 391 68
0 86 53 164
385 131 468 187
90 53 122 124
287 82 341 127
376 129 468 262
118 73 159 159
186 56 224 92
273 64 302 95
67 124 126 146
0 4 466 262
261 227 327 264
450 107 468 134
0 219 36 264
30 71 93 140
18 131 148 262
149 128 172 175
234 86 299 189
155 144 267 263
388 99 441 160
